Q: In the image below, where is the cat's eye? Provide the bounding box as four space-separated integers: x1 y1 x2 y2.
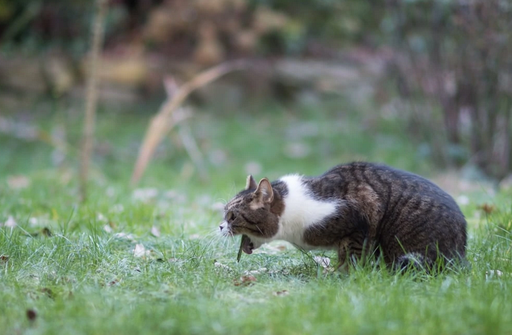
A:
226 211 236 222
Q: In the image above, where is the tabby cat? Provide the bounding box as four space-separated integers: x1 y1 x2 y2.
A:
220 162 467 271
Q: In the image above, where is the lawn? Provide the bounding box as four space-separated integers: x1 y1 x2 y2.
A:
1 98 511 335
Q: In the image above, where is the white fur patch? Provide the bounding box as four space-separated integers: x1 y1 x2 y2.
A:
219 221 230 236
274 174 339 249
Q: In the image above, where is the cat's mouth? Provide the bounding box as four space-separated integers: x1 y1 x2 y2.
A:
241 234 254 254
237 234 254 261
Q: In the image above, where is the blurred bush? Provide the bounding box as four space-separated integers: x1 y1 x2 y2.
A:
382 0 512 180
0 0 94 55
1 0 510 180
0 0 379 100
0 0 378 59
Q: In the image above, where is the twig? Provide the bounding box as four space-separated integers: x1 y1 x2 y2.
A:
80 0 107 201
178 123 208 181
131 60 247 185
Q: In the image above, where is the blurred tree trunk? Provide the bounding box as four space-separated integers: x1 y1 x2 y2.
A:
385 0 512 180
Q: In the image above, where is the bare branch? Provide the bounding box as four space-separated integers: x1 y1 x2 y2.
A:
131 60 247 185
80 0 107 201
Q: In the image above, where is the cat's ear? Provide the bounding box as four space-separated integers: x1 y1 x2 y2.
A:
245 175 257 190
254 178 274 203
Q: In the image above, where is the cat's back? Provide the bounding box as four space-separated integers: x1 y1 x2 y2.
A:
323 162 460 212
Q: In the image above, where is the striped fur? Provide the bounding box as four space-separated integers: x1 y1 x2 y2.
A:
221 162 467 271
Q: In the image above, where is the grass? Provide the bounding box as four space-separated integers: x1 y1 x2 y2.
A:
1 97 511 334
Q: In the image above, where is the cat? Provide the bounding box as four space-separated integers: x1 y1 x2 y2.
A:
220 162 467 271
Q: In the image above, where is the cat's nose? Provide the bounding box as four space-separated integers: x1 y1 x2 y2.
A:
219 225 224 231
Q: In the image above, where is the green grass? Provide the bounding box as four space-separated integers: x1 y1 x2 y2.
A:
1 98 511 334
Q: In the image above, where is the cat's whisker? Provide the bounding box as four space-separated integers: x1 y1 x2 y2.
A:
200 229 226 249
201 225 237 251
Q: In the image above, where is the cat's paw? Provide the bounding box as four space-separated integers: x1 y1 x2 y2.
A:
396 253 426 271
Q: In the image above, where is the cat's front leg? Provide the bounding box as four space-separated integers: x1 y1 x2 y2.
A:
336 238 352 272
336 236 368 271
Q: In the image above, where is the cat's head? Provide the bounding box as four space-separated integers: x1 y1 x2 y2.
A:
219 175 284 253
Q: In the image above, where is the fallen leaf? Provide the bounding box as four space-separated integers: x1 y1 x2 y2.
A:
41 227 52 237
234 275 257 286
108 278 120 286
241 275 257 283
41 288 54 299
26 309 37 321
479 203 496 214
0 255 9 263
258 244 287 254
313 256 331 268
133 244 150 258
150 226 161 237
273 290 289 296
